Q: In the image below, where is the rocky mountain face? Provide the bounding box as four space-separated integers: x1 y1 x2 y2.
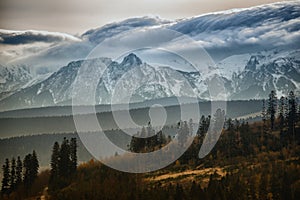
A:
0 50 299 111
224 50 300 99
0 65 32 100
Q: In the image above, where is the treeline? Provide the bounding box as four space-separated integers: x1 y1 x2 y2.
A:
0 137 78 199
1 151 39 198
263 91 299 137
129 121 194 152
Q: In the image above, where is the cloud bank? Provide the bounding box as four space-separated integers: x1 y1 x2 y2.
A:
170 1 300 54
0 29 81 45
1 1 300 71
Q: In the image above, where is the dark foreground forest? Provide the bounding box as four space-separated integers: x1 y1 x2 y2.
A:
1 91 300 200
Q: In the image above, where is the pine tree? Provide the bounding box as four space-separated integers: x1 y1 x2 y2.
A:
198 115 207 136
1 158 10 195
146 122 157 149
10 157 16 191
177 121 189 147
279 96 286 134
59 138 71 177
50 141 60 181
212 109 225 142
267 90 277 130
287 91 297 139
23 154 32 189
70 138 77 174
31 151 39 181
16 156 22 187
23 152 39 192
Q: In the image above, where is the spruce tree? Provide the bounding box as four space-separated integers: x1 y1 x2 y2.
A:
23 154 32 189
177 121 189 147
16 156 22 187
59 138 71 177
261 99 269 146
70 138 77 174
198 115 206 136
267 90 277 130
10 157 16 191
50 141 60 181
31 151 39 181
287 91 297 137
279 96 286 134
1 158 10 195
23 152 39 192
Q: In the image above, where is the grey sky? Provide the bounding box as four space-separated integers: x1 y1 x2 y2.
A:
0 0 287 35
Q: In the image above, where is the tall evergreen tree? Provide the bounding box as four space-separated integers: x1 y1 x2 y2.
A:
212 109 225 142
279 96 286 134
70 138 77 174
198 115 207 136
146 122 157 148
177 121 189 147
262 99 268 134
1 159 10 195
59 138 71 177
10 157 16 191
50 141 60 181
31 151 39 181
23 154 32 189
267 90 277 130
23 151 39 190
287 91 297 138
16 156 22 187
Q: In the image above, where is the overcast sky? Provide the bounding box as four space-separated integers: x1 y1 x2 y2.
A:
0 0 288 35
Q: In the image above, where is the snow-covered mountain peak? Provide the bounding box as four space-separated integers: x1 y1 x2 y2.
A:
245 56 260 71
121 53 143 67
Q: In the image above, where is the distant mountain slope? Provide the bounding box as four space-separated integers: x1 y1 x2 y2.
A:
0 51 299 111
222 49 300 99
0 100 262 138
0 65 32 100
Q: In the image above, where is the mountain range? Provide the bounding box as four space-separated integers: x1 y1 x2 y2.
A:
0 49 299 111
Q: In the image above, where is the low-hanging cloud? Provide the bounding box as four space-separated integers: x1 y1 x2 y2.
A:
0 29 81 45
81 16 171 44
169 0 300 51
